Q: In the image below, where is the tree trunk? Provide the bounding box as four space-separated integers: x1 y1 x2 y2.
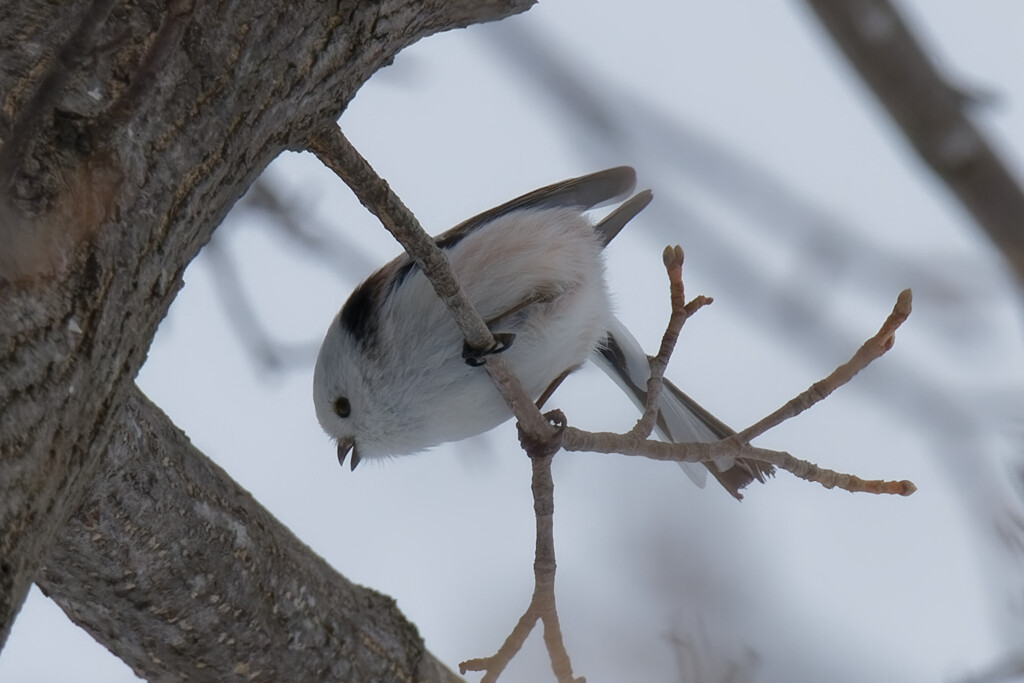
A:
0 0 532 669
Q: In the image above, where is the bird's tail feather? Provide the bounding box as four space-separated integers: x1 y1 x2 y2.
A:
594 316 774 500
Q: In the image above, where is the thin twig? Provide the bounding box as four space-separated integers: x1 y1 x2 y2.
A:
242 178 377 275
460 452 583 683
310 127 577 678
307 127 492 349
529 447 579 683
732 288 912 444
629 245 712 439
564 427 915 496
459 598 538 682
564 285 915 497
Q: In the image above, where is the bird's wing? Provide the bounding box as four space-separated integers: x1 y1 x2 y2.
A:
434 166 638 249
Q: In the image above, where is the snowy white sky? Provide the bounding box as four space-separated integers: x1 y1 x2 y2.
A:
4 1 1024 681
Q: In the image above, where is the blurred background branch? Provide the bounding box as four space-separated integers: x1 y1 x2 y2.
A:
802 0 1024 287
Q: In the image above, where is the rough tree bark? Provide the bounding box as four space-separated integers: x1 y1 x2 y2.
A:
0 0 532 675
37 387 460 682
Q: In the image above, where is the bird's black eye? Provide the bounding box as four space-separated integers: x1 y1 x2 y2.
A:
333 397 351 418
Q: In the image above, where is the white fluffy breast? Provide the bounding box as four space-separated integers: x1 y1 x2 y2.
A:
316 207 612 459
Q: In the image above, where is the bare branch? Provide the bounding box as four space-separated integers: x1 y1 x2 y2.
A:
564 428 915 496
668 627 760 683
459 448 583 683
306 127 493 352
629 245 712 439
302 134 915 683
241 178 377 276
565 288 916 497
304 132 592 678
203 236 319 371
306 130 913 499
733 288 912 443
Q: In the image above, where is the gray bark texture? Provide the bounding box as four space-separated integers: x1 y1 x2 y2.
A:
0 0 531 677
37 387 461 682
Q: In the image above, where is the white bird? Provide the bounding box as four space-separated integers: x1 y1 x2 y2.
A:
313 167 771 499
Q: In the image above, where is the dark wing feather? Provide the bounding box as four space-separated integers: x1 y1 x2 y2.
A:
594 190 652 247
435 166 638 249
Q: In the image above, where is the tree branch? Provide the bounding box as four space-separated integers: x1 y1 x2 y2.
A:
732 287 912 443
565 429 915 496
629 245 713 440
36 386 461 683
459 428 582 683
802 0 1024 285
563 289 917 497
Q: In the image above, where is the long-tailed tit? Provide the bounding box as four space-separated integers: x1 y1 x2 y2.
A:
314 167 771 499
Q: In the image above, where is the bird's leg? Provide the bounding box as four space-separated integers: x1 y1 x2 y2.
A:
484 288 561 328
463 287 562 366
462 333 516 366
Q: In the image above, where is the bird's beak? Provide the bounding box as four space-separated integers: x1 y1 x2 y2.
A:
336 437 359 470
